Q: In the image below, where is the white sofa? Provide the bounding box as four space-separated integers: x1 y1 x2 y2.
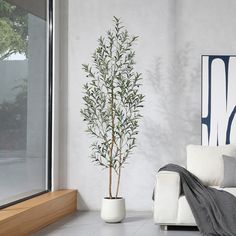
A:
153 144 236 228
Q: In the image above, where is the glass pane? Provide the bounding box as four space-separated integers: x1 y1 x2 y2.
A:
0 0 49 206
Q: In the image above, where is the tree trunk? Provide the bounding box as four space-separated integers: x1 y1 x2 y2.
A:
109 165 112 198
115 164 121 198
108 84 115 199
115 139 122 198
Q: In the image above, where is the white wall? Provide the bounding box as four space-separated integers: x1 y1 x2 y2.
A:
58 0 236 210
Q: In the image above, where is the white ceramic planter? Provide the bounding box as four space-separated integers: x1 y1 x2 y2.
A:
101 198 126 223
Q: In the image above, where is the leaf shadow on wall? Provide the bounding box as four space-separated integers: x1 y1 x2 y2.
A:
141 44 201 169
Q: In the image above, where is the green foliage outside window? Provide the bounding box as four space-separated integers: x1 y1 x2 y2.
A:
0 0 27 60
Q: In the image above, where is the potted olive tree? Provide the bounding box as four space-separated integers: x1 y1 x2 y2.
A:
81 17 144 223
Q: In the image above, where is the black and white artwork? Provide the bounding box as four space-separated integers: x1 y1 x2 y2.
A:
202 55 236 146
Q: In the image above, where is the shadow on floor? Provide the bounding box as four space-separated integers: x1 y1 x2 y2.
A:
168 226 199 231
123 216 149 223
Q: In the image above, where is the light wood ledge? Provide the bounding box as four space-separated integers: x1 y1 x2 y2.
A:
0 189 77 236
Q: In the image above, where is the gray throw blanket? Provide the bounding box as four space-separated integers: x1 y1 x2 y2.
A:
158 164 236 236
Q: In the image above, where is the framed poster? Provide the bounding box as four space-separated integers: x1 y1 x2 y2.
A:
202 55 236 146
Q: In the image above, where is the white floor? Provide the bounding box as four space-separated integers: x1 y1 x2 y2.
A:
33 211 201 236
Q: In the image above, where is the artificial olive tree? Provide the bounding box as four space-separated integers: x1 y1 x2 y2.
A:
81 17 144 199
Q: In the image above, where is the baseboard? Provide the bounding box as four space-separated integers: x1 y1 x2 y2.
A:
0 189 77 236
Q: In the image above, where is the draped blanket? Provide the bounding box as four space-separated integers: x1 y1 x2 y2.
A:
159 164 236 236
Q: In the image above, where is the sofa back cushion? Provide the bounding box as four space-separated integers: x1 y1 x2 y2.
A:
187 145 236 186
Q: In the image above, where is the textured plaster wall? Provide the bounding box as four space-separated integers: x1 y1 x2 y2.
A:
59 0 236 210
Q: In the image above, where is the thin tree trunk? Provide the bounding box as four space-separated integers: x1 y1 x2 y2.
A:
108 85 115 199
115 162 121 198
0 50 15 60
115 139 122 198
109 165 112 198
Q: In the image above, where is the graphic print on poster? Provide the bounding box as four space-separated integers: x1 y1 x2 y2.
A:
202 55 236 146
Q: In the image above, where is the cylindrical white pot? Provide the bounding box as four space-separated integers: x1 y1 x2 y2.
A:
101 198 126 223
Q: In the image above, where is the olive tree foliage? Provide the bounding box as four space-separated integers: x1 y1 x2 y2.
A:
81 17 144 198
0 0 27 60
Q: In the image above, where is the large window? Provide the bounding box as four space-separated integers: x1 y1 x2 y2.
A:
0 0 52 207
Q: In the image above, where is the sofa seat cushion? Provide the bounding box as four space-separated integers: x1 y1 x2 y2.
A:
187 145 236 186
176 188 236 225
211 186 236 197
223 188 236 196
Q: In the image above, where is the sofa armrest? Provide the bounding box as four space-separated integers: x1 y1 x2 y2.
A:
153 171 181 224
